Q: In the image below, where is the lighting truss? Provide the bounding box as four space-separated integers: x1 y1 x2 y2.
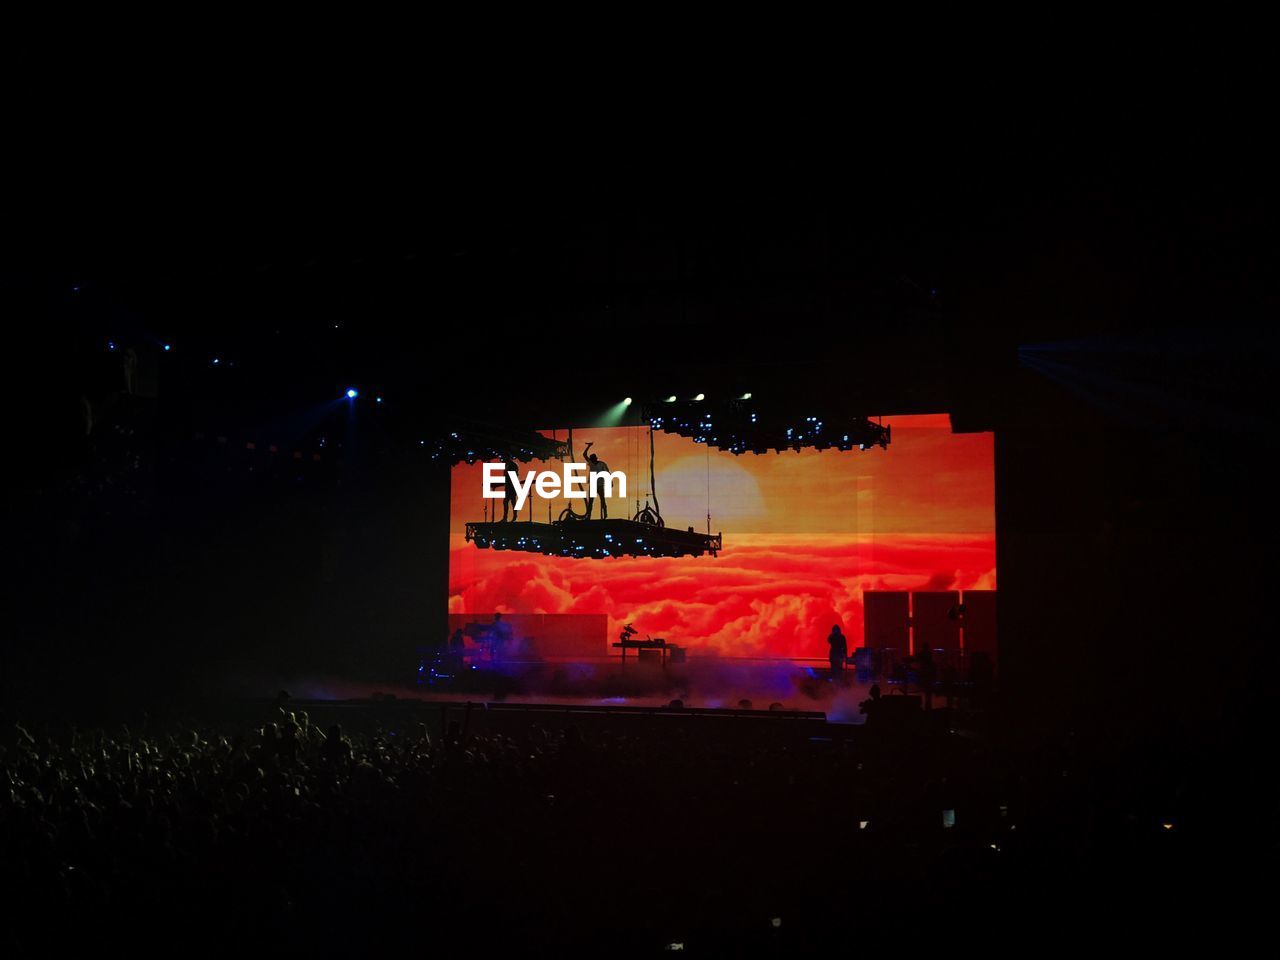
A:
425 420 571 466
465 519 721 560
647 399 890 455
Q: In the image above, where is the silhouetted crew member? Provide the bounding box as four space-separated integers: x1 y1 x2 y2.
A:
582 442 610 519
827 624 848 678
502 458 520 521
859 683 883 725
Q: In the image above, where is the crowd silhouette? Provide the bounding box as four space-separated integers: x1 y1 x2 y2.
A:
0 705 1248 953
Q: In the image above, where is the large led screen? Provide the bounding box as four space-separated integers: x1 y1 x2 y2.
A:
449 414 994 659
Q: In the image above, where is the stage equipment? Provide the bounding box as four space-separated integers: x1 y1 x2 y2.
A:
612 623 684 665
646 397 889 455
959 590 997 661
427 419 571 466
852 647 877 680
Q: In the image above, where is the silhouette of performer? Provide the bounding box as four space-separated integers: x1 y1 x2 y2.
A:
582 442 610 519
827 624 848 679
502 458 520 521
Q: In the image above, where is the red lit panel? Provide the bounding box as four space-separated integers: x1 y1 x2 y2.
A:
912 591 961 654
447 613 608 660
863 591 910 657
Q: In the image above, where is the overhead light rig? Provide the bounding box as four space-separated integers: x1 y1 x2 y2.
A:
466 518 721 560
647 398 890 455
425 420 571 466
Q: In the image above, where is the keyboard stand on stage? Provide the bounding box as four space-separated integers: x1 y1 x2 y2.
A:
613 638 672 666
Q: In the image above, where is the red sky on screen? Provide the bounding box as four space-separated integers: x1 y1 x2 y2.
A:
449 415 994 657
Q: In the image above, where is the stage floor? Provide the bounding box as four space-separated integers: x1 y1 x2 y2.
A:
285 657 890 724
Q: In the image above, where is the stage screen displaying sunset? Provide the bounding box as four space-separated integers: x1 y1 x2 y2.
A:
449 414 994 658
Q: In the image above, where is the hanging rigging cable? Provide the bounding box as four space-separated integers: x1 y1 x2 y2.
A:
705 441 711 536
633 423 664 526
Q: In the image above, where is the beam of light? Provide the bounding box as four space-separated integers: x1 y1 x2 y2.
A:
597 398 633 427
1019 330 1218 356
1019 350 1215 427
260 395 356 447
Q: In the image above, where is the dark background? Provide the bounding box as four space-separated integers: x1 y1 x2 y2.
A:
4 102 1276 755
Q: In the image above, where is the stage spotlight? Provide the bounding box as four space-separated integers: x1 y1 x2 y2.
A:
694 393 705 401
346 388 358 399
